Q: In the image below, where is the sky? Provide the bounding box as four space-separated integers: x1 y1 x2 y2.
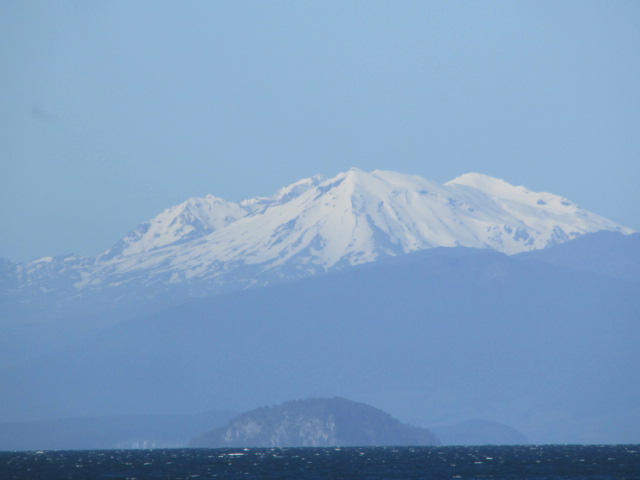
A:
1 1 639 262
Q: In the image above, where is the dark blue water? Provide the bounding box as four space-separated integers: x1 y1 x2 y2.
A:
1 445 638 479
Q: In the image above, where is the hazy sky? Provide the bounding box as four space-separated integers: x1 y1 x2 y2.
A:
2 1 639 262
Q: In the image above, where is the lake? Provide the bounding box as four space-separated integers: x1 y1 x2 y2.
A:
1 444 639 479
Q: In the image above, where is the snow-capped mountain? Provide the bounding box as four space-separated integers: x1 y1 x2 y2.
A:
2 168 633 314
99 195 248 261
95 168 629 275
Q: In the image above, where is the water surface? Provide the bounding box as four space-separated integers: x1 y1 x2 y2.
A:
1 445 638 479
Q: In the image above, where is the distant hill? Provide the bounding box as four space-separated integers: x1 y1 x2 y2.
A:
430 419 528 446
190 398 439 448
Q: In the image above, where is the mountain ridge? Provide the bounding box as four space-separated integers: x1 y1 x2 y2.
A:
1 169 632 320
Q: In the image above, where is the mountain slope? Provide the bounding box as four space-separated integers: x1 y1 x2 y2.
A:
2 244 638 444
1 169 631 320
99 195 248 261
514 231 640 283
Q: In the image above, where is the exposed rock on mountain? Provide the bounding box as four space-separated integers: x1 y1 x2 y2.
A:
189 398 439 448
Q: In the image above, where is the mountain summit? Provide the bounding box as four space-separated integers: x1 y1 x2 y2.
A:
2 169 632 315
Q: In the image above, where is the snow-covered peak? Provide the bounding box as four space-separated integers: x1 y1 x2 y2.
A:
221 168 632 265
140 166 629 284
272 174 325 202
447 172 520 194
447 173 574 208
96 168 635 271
240 175 326 214
57 167 633 293
11 167 636 310
448 171 502 185
99 195 247 260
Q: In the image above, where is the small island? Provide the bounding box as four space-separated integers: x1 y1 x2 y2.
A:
190 397 439 448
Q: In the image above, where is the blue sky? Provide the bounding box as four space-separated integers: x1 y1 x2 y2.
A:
2 1 639 262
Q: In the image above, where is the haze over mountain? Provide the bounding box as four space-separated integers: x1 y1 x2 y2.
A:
1 235 638 445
